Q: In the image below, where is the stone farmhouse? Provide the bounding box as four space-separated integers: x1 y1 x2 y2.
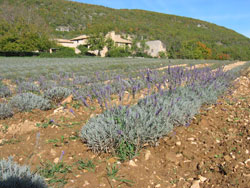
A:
54 31 166 57
145 40 166 57
55 31 132 56
54 35 89 54
106 31 132 48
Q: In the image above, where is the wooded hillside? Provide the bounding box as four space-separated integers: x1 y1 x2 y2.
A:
1 0 250 60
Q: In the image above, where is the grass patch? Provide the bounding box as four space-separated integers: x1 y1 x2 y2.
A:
75 159 95 172
115 139 137 162
37 161 72 186
106 164 134 187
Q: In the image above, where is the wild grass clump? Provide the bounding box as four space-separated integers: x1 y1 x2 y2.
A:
10 93 51 112
43 87 72 102
0 157 48 188
0 103 13 119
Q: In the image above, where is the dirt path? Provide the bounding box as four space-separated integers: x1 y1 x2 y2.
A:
223 61 246 72
155 64 187 71
155 63 214 71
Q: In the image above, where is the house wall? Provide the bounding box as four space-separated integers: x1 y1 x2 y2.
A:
58 42 76 48
146 40 166 57
115 43 132 48
100 46 108 57
72 39 88 46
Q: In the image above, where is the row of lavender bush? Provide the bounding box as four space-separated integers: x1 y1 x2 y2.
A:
0 61 242 121
80 65 244 153
0 63 228 119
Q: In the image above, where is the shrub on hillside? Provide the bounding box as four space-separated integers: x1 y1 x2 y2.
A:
10 93 51 112
0 157 48 188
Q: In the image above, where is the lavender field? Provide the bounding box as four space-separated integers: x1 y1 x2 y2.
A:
0 57 235 118
1 57 249 187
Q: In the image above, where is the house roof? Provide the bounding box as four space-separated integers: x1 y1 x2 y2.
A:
106 31 132 44
113 37 132 44
56 39 74 44
71 35 89 41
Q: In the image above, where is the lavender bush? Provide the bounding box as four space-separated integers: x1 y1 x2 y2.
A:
43 87 72 102
0 103 13 119
0 157 48 188
0 85 11 98
17 82 40 93
10 93 51 112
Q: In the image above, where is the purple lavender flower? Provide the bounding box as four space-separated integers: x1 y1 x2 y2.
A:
69 108 74 114
59 151 65 161
36 132 40 148
49 119 55 124
117 130 123 135
155 107 162 116
167 111 171 117
185 122 190 127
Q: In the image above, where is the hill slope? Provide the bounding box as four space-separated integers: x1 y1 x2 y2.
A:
1 0 250 60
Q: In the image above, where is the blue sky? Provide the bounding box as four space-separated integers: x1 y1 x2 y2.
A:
73 0 250 38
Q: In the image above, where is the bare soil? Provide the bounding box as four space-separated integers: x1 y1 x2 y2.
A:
0 62 249 188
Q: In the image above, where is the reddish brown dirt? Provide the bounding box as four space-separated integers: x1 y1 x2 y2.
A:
0 64 249 188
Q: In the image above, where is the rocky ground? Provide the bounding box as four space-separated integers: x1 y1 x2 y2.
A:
0 63 249 188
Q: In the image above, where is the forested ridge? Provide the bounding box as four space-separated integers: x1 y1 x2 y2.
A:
1 0 250 60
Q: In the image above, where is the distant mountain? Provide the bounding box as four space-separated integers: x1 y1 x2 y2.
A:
1 0 250 60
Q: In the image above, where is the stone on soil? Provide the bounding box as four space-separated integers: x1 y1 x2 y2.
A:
129 160 137 167
145 150 151 161
61 94 73 105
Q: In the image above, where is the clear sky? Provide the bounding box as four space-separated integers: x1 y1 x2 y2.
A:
73 0 250 38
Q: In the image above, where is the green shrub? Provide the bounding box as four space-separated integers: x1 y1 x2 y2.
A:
106 47 131 57
40 47 77 58
77 45 89 55
158 51 167 58
134 52 152 58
